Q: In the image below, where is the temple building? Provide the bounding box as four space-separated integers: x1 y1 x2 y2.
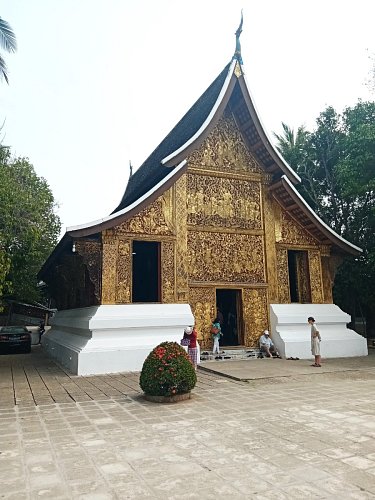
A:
39 21 367 374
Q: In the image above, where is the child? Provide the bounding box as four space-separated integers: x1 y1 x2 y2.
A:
211 318 223 358
308 316 321 367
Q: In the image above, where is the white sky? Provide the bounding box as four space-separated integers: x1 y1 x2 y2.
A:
1 0 374 236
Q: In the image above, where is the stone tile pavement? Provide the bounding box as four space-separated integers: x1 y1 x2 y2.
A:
0 346 375 498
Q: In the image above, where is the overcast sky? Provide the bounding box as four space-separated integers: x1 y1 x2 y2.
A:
1 0 374 236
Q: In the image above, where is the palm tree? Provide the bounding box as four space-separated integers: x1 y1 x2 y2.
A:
274 122 321 213
273 122 310 170
0 17 17 84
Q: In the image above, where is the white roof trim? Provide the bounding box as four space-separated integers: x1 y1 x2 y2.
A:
161 59 237 166
240 68 301 184
67 159 187 235
281 175 362 253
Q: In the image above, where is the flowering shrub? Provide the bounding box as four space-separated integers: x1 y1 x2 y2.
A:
140 341 197 397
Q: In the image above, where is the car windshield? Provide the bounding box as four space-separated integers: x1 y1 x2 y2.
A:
0 327 28 334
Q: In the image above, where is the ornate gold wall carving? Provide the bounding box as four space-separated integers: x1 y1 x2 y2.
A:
188 114 262 174
101 186 177 304
187 173 261 230
321 256 333 303
263 192 278 302
308 250 324 303
175 176 189 302
102 233 118 304
242 288 269 347
115 240 131 303
162 241 175 303
280 211 319 247
75 240 102 303
296 252 312 303
188 231 265 284
189 287 215 347
161 188 175 233
234 61 242 78
112 196 174 236
276 247 290 303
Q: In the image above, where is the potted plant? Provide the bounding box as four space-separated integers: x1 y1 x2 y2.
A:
140 341 197 403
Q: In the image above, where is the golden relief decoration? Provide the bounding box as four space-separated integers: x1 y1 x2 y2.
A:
243 288 269 347
75 240 102 303
115 240 131 303
161 241 175 303
308 250 324 303
321 256 333 303
113 197 173 236
161 187 175 233
296 252 312 303
187 173 261 230
101 234 118 304
322 254 342 304
175 175 189 302
276 247 290 303
320 245 330 257
263 192 278 302
188 232 265 283
188 114 262 174
234 61 242 78
189 287 215 348
280 211 319 247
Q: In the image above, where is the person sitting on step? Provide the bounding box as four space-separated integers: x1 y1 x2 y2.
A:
259 330 280 358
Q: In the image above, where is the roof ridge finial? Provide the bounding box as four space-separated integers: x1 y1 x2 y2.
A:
233 9 243 64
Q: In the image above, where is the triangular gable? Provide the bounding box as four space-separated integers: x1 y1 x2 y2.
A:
62 56 360 257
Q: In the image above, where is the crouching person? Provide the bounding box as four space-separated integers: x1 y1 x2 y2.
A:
259 330 281 358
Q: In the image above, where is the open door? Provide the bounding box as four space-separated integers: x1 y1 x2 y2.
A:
132 241 161 302
216 289 242 346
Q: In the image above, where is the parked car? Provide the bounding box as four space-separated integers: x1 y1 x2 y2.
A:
0 326 32 353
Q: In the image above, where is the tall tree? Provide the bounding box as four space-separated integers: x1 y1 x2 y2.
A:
274 102 375 335
0 148 61 309
0 16 17 83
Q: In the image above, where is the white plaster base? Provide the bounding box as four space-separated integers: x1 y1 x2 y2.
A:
42 304 194 375
270 304 368 360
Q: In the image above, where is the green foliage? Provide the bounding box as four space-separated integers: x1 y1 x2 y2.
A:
275 101 375 333
0 17 17 84
140 342 197 397
0 147 61 310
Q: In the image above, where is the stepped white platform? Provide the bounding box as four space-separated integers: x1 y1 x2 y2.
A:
42 304 194 375
270 304 368 360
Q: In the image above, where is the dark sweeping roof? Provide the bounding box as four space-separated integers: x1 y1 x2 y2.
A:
111 62 231 214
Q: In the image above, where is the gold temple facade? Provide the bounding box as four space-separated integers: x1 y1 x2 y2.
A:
40 60 360 350
80 115 336 349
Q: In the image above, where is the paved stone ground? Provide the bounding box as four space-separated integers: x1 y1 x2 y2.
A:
1 346 375 499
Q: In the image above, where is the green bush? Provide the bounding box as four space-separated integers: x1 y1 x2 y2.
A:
140 341 197 397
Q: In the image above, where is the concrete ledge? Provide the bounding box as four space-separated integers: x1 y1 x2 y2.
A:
42 304 194 375
270 303 368 359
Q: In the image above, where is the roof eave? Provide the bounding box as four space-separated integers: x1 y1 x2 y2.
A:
66 160 188 238
161 60 237 167
237 70 301 185
278 175 362 255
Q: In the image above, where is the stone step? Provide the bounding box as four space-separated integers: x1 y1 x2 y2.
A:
200 348 260 362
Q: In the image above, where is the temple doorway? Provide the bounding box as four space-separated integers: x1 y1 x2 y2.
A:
132 241 160 302
287 250 311 303
216 289 242 346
